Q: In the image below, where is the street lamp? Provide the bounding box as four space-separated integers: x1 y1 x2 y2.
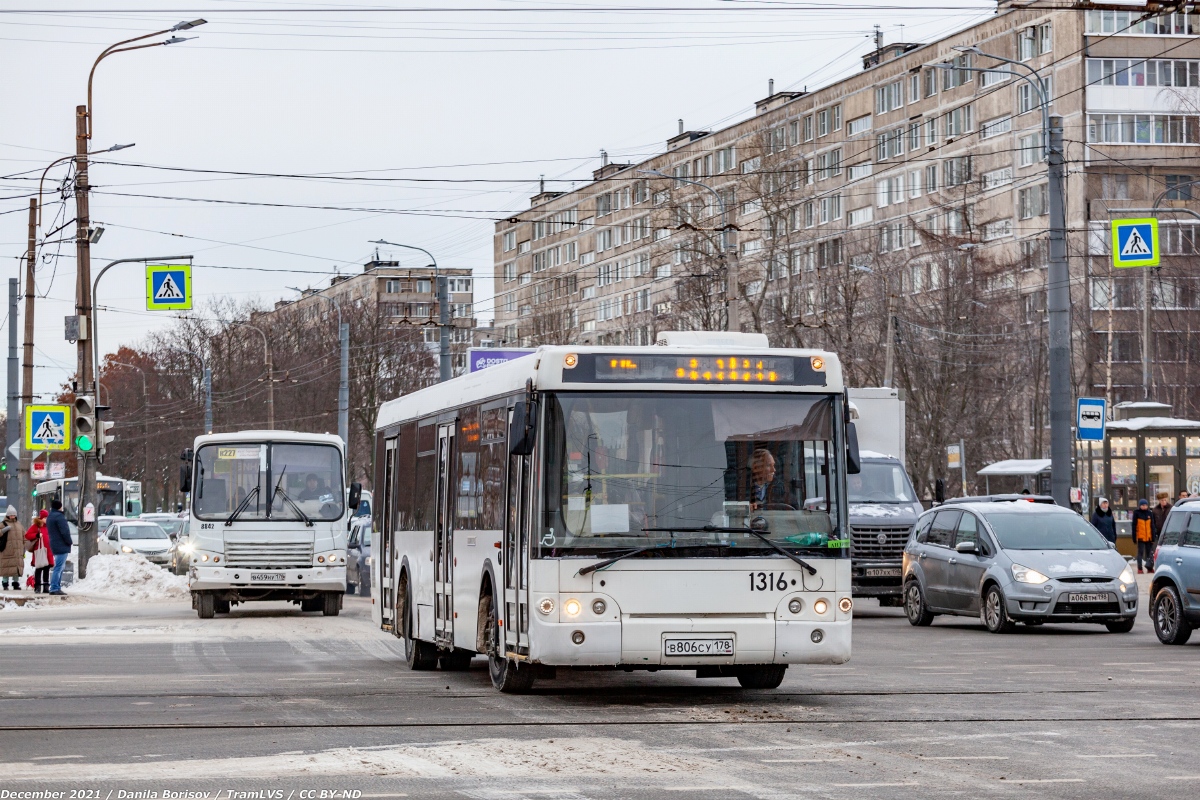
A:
939 47 1071 507
228 323 274 430
287 288 349 447
637 169 740 331
369 239 451 382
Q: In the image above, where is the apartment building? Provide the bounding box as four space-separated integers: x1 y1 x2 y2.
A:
493 5 1200 420
266 258 478 374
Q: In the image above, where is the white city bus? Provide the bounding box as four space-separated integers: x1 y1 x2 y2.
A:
372 332 858 692
184 431 360 619
36 475 143 521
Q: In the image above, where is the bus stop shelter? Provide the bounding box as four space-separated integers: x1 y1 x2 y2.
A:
977 459 1052 495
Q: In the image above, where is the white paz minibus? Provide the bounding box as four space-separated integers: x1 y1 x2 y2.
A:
372 332 861 692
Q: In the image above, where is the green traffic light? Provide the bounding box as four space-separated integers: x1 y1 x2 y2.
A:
76 434 95 452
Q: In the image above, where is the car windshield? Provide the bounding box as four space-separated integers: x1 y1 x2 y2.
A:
849 461 916 503
120 525 168 540
986 511 1111 550
541 392 847 557
150 518 183 535
193 442 345 522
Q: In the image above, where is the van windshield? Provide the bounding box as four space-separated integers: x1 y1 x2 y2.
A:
849 462 917 503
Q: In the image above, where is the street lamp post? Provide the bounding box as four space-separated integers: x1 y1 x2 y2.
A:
940 47 1071 508
229 323 274 429
109 360 149 506
638 169 739 331
288 289 349 446
368 239 451 382
72 21 203 579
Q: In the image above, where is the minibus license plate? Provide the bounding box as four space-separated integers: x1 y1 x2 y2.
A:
865 568 901 577
663 637 734 657
1067 592 1107 603
251 572 285 582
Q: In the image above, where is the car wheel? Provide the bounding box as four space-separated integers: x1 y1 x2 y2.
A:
1153 585 1193 645
404 586 438 670
1105 618 1135 633
981 585 1016 633
904 580 934 627
737 665 787 689
481 593 534 693
346 580 356 596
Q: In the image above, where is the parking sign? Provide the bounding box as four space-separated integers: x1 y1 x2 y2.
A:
1076 397 1107 442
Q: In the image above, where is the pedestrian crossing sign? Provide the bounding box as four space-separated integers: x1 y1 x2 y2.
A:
146 264 192 310
1111 218 1159 268
24 404 71 451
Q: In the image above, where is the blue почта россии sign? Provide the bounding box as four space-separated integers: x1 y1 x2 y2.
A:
468 348 535 372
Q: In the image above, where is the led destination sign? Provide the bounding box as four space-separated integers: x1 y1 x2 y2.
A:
561 353 827 386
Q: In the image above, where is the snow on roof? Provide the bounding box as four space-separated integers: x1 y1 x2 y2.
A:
1114 401 1172 409
860 449 900 460
1107 417 1200 431
977 458 1052 476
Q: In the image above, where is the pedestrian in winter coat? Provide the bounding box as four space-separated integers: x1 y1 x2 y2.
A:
1091 498 1118 544
1152 492 1173 535
25 511 51 593
46 500 71 595
1132 498 1158 573
0 506 23 590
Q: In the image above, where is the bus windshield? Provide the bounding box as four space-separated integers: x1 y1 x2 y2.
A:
193 442 345 522
541 392 846 557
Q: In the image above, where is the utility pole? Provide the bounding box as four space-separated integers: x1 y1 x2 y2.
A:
6 279 19 507
436 275 451 382
338 321 349 444
203 365 213 435
1047 115 1071 509
19 198 36 520
883 310 896 389
73 104 98 578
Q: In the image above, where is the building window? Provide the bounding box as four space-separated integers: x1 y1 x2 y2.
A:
1102 173 1129 199
817 237 843 268
981 68 1011 87
502 231 517 252
817 109 830 137
847 115 872 136
1087 113 1200 144
815 149 842 180
1017 79 1050 114
982 167 1013 190
848 162 873 181
942 53 972 90
385 279 401 293
943 156 972 186
848 206 873 227
1086 58 1200 87
980 116 1012 139
909 170 922 197
802 116 813 142
875 81 903 114
1018 23 1052 60
945 104 974 137
503 262 517 283
1018 184 1049 219
819 195 842 224
909 73 921 103
907 122 922 151
1165 175 1195 200
923 67 939 98
982 219 1013 241
924 163 938 193
832 105 841 131
1085 10 1200 36
876 176 904 207
1018 132 1042 166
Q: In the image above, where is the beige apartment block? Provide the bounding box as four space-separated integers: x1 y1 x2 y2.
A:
493 6 1200 424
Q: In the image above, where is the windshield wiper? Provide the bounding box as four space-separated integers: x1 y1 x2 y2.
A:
645 523 818 575
274 485 313 527
225 484 261 527
575 542 736 576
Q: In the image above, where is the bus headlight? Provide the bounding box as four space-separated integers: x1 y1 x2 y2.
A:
564 599 582 617
591 599 607 615
537 598 555 615
317 555 325 563
788 598 803 614
839 597 853 613
200 553 209 562
813 599 829 615
121 545 133 554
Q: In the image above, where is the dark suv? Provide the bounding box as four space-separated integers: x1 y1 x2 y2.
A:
1148 498 1200 644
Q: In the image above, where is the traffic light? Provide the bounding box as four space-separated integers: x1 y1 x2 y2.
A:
97 417 116 462
74 395 96 453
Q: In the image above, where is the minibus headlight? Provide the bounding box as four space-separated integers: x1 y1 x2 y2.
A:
564 599 581 617
813 599 829 615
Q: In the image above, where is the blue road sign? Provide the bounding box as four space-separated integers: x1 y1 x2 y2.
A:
24 404 71 451
468 348 535 372
1111 218 1159 268
1076 397 1107 442
146 264 192 310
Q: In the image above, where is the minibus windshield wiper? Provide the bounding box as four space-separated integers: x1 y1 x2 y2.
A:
644 524 818 575
274 485 313 527
575 542 735 576
224 485 261 527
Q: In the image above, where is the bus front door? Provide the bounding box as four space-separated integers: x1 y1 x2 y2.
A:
503 420 531 656
434 423 456 649
381 437 397 631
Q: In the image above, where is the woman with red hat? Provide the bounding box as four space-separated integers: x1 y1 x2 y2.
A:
25 510 52 594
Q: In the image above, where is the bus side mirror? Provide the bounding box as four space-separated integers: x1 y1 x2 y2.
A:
348 482 362 515
846 422 862 475
935 478 946 505
179 463 192 493
126 501 134 515
510 400 539 456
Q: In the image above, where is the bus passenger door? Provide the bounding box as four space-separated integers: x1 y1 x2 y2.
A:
434 423 456 649
503 412 531 655
380 437 397 630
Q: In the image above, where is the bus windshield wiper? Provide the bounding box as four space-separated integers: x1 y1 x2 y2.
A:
224 485 261 527
644 524 818 575
272 478 313 528
576 541 737 576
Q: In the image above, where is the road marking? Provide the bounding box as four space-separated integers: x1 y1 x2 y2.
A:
30 755 83 761
760 759 838 763
831 783 919 788
662 789 743 793
917 756 1008 761
1166 776 1200 780
1006 779 1085 784
1102 662 1154 666
1078 754 1153 759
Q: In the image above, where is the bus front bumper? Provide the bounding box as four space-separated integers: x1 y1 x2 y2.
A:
528 614 851 667
189 565 346 593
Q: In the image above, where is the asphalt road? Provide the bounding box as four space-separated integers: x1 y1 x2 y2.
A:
1 578 1197 799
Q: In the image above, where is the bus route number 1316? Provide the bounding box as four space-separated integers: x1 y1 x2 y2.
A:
750 572 793 591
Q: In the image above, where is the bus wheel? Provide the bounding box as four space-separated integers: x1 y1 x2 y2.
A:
737 665 787 690
404 587 438 670
196 592 215 619
482 594 534 694
300 598 322 612
214 598 231 615
322 592 341 616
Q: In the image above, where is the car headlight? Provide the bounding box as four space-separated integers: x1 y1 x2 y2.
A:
1119 564 1136 585
180 543 195 554
1011 563 1049 584
121 545 133 554
365 556 373 567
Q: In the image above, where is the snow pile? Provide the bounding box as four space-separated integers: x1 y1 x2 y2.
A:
0 597 43 612
69 554 190 601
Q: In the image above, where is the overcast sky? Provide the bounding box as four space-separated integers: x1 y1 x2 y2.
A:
0 0 995 401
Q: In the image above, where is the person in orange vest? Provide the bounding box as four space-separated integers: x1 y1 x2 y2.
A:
1131 498 1157 574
